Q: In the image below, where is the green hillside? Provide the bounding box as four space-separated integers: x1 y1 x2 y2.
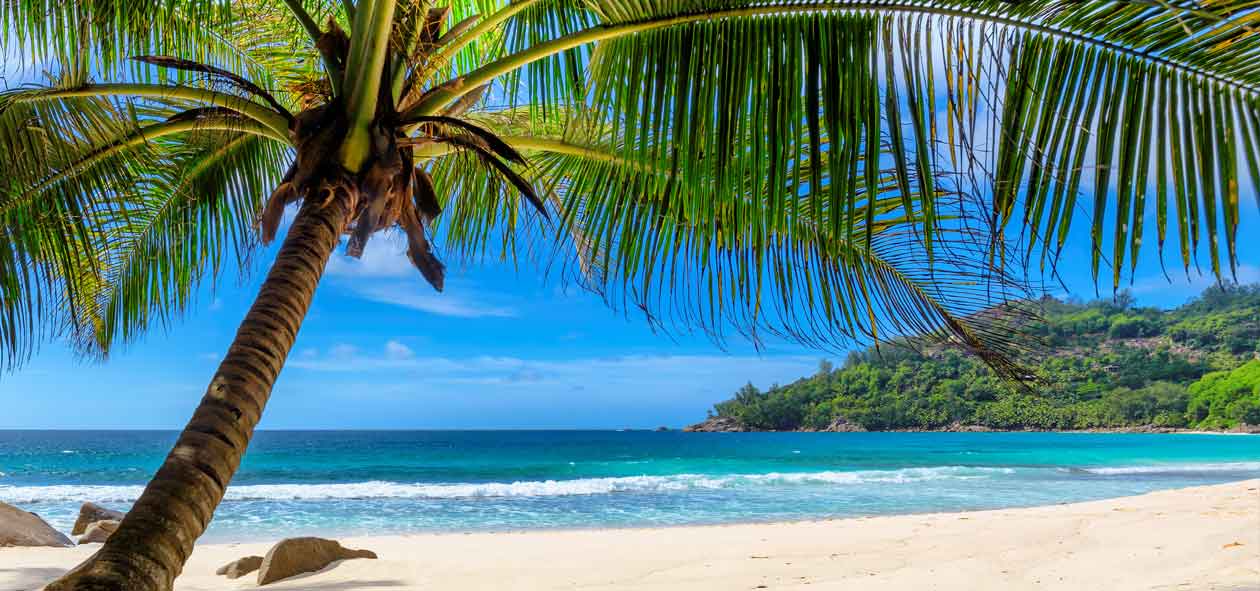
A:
700 285 1260 432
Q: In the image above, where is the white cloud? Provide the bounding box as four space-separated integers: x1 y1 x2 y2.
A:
323 233 517 318
325 233 414 279
352 283 517 318
328 343 359 359
290 351 461 373
385 340 415 361
287 342 819 393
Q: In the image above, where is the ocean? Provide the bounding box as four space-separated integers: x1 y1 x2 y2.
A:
1 430 1257 541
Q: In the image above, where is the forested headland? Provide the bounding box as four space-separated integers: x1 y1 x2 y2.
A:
693 285 1260 432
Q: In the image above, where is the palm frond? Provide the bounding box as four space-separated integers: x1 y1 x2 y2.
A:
434 110 1037 378
421 106 578 262
0 85 154 368
2 0 231 77
0 72 291 366
231 0 348 101
413 0 1260 296
1 0 356 112
422 1 541 88
498 0 597 112
130 56 293 121
552 142 1034 376
2 81 292 141
992 19 1259 289
84 132 291 354
428 145 544 263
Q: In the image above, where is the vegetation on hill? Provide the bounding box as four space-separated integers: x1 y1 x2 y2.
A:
704 285 1260 432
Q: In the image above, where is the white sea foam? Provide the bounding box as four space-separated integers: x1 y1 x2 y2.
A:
12 461 1260 501
0 466 1015 504
1079 462 1260 475
11 463 1253 505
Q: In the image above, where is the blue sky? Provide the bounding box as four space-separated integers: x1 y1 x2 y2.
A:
1 229 831 429
3 204 1257 430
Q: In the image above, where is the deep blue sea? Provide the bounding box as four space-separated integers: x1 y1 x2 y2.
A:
1 430 1258 541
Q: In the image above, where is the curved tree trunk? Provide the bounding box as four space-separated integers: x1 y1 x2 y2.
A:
46 187 352 591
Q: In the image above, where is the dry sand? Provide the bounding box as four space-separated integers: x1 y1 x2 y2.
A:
3 479 1258 590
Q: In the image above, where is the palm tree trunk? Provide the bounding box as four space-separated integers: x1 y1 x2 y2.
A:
46 186 352 591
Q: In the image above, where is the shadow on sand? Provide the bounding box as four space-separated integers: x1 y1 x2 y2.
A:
264 579 409 590
0 565 407 591
0 566 68 591
253 558 407 590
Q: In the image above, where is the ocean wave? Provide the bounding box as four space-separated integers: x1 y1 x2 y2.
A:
1078 462 1260 476
0 466 1012 503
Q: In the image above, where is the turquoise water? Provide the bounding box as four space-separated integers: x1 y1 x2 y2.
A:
1 431 1257 541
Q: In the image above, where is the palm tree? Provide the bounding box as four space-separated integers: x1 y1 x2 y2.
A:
0 0 1254 588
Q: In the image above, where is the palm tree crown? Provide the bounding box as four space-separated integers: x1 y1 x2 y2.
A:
4 0 1257 373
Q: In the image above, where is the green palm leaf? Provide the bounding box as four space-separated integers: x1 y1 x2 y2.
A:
411 0 1259 296
85 132 291 354
3 0 236 78
0 68 290 365
994 24 1258 288
429 111 1036 378
0 78 153 369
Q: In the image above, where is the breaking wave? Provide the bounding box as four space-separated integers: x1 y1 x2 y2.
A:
0 466 1014 504
1077 462 1260 476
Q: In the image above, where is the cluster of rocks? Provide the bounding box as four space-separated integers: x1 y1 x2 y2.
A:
684 415 869 432
216 537 377 586
813 417 867 432
71 502 125 544
1 500 376 587
0 500 124 548
682 416 747 432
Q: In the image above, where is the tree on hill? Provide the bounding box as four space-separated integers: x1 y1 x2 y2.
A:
1 0 1258 589
705 287 1260 432
1188 360 1260 429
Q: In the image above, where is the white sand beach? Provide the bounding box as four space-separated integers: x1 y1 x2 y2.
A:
3 479 1258 591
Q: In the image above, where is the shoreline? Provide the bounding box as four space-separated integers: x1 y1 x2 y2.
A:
684 418 1260 434
5 479 1258 590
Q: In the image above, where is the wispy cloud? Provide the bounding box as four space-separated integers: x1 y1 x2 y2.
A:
288 341 819 391
289 343 487 373
325 233 415 279
385 339 415 360
351 283 517 318
324 233 518 318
